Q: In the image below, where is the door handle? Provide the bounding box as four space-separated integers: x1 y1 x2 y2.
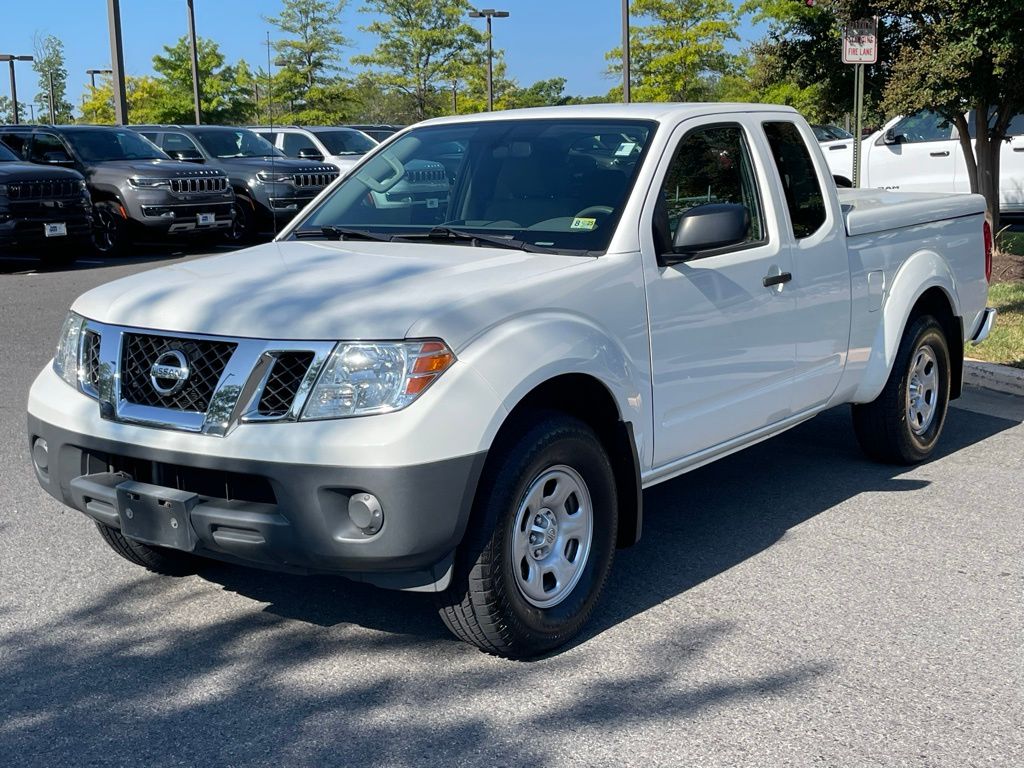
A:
930 150 950 157
829 144 848 150
763 272 792 287
1014 147 1024 152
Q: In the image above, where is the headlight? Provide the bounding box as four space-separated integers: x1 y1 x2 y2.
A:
53 312 85 388
0 183 8 197
302 340 455 419
77 180 89 193
256 170 295 183
127 177 171 189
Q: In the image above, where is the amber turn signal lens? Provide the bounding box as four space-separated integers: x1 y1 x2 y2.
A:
404 341 456 397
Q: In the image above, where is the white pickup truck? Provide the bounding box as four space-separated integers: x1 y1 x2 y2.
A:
28 104 995 658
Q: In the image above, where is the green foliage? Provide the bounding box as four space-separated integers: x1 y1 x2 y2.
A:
0 96 27 124
353 0 484 120
607 0 741 102
266 0 349 89
150 36 254 124
32 35 74 123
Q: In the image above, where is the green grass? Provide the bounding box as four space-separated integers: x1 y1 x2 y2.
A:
998 231 1024 257
968 281 1024 369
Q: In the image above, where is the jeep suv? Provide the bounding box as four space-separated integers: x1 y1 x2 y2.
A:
250 125 377 173
135 125 339 243
0 125 234 255
0 139 92 265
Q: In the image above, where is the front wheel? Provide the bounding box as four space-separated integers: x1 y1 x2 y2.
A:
437 413 617 658
852 314 952 464
92 203 129 256
95 522 201 576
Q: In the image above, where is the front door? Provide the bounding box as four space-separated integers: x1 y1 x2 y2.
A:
642 119 797 466
866 111 957 192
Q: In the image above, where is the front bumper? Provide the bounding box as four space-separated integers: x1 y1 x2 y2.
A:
28 412 485 590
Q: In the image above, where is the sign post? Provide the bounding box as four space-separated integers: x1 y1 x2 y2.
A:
842 17 878 187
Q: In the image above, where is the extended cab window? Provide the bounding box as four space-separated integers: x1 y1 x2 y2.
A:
762 121 826 239
654 123 765 253
892 111 953 143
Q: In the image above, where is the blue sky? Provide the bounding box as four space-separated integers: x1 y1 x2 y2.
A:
1 1 765 112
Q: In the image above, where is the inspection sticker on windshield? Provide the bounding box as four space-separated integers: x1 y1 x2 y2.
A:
614 142 638 157
570 217 597 231
426 198 439 209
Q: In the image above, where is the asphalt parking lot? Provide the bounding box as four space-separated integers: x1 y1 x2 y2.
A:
1 247 1021 767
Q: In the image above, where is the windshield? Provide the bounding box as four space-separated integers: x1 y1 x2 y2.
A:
292 118 656 253
64 129 166 162
0 142 18 162
192 128 283 159
315 129 377 155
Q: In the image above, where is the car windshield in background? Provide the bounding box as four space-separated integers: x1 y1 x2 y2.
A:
316 130 377 155
0 142 18 162
292 119 656 254
63 129 167 162
192 129 283 159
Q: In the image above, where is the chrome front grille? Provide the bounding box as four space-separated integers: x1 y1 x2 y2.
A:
169 176 229 194
120 333 236 412
78 321 334 435
293 171 338 188
8 179 80 200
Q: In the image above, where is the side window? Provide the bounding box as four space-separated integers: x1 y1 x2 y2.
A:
894 111 953 143
654 123 765 253
967 110 1024 138
29 133 69 163
762 121 827 240
0 133 28 158
162 132 200 153
281 132 317 157
254 131 277 146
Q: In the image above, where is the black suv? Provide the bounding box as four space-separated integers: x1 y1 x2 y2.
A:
0 125 234 255
134 125 339 243
0 139 92 265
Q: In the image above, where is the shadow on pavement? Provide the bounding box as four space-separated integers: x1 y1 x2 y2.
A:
1 403 1018 766
0 240 246 275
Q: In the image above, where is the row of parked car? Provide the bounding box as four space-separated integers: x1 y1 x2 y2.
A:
0 123 403 265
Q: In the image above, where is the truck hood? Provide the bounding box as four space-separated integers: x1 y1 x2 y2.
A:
71 240 586 346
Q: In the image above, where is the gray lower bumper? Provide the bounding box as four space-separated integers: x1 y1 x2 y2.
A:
970 307 997 345
28 414 486 591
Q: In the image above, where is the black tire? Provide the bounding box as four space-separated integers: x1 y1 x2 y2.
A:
95 522 202 577
852 314 951 464
437 413 617 659
92 202 130 257
226 197 256 244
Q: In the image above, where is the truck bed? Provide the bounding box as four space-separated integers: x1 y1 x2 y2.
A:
838 188 986 237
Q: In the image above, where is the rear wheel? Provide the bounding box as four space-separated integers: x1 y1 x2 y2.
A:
852 314 951 464
95 522 201 576
437 413 617 658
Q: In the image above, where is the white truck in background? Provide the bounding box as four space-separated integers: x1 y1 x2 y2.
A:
28 104 995 658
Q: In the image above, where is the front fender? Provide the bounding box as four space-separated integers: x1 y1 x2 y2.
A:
852 249 959 403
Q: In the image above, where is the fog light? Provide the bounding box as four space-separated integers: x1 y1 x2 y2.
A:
32 438 49 474
348 492 383 534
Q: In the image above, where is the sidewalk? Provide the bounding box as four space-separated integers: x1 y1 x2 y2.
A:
964 358 1024 397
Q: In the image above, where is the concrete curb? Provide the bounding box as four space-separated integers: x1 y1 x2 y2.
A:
964 359 1024 397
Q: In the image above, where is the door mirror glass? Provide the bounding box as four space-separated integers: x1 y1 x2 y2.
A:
43 150 74 166
668 203 750 260
168 148 204 163
298 147 324 161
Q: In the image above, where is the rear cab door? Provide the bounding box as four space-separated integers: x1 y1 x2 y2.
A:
954 111 1024 217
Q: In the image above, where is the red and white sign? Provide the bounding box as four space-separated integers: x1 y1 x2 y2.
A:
842 18 878 64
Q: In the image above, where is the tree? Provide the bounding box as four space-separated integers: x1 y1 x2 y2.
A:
266 0 349 89
867 0 1024 232
0 96 26 125
606 0 740 102
354 0 484 121
33 34 74 123
151 36 253 124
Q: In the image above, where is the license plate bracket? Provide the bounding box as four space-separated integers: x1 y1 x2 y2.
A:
197 212 215 226
116 480 199 551
44 222 68 238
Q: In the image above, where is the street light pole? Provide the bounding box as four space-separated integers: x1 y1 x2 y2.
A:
621 0 631 103
186 0 202 124
0 54 33 125
48 70 57 124
87 68 113 91
106 0 129 124
469 9 509 112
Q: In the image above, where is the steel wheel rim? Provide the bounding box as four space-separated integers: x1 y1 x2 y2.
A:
93 209 118 252
510 465 594 609
907 343 939 435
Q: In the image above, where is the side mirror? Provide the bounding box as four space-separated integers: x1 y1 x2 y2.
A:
298 147 324 161
882 128 899 145
169 148 204 163
661 203 750 265
43 150 74 167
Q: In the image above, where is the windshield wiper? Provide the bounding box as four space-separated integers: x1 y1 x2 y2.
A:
397 226 531 252
293 226 394 242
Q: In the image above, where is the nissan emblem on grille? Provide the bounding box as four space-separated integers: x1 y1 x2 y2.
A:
150 350 191 395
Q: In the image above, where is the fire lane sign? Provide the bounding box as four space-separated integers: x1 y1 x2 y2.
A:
842 18 878 65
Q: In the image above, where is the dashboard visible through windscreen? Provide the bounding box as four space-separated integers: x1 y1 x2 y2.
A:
292 119 657 253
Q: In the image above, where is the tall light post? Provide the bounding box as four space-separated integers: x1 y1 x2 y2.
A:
186 0 202 124
106 0 129 124
86 69 112 123
468 8 509 112
0 54 33 125
621 0 631 103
